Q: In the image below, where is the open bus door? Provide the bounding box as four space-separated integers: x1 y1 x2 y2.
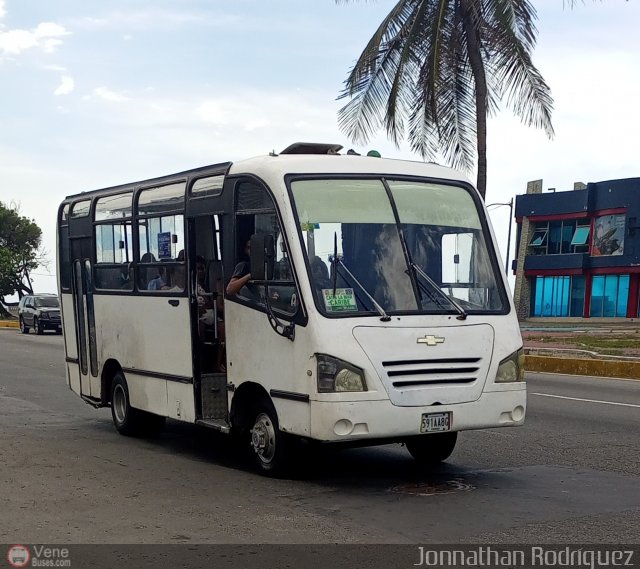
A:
186 170 231 432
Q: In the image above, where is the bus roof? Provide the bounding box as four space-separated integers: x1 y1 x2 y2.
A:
62 150 472 201
229 153 471 184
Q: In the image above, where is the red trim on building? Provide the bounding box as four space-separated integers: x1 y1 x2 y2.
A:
627 274 639 318
593 207 627 216
590 267 640 275
525 269 583 277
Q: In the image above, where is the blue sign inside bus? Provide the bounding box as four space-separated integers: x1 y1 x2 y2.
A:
158 232 172 259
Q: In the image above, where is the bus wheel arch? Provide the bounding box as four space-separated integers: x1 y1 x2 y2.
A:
229 381 271 433
104 363 165 437
101 359 122 407
230 382 296 477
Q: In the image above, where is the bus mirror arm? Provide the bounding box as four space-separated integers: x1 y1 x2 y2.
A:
262 285 295 341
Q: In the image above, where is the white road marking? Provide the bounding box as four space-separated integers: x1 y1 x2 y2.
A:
532 392 640 409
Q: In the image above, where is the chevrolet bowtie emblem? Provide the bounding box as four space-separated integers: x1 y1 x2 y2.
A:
417 335 445 346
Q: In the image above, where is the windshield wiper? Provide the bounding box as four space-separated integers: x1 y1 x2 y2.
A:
329 232 390 322
411 263 468 321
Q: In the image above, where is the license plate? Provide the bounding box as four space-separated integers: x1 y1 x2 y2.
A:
420 412 451 433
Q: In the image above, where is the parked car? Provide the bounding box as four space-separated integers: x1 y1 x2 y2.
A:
18 293 62 335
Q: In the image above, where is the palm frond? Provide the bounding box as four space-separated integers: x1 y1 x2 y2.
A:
338 0 417 144
486 0 554 137
409 2 475 170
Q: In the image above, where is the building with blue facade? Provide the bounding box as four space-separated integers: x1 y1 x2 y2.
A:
512 178 640 320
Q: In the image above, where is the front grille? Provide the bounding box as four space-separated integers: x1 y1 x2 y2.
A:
382 357 481 388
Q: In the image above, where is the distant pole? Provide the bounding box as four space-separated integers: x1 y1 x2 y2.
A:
487 199 514 275
506 198 513 275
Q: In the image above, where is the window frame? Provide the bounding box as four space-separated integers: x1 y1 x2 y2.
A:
229 175 306 324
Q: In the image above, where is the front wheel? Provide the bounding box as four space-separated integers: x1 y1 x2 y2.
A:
19 317 29 334
249 399 293 477
34 317 43 335
405 432 458 465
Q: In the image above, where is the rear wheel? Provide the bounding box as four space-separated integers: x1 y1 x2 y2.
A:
249 399 294 477
19 317 29 334
405 432 458 465
111 372 144 436
34 317 43 335
111 372 165 437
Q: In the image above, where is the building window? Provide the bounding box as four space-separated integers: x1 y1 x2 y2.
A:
590 274 629 317
529 228 548 248
570 226 590 249
529 220 591 255
533 275 585 317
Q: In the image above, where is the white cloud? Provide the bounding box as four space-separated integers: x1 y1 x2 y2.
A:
43 64 67 72
54 75 74 96
244 119 270 132
0 0 6 19
0 21 70 56
70 9 239 32
93 87 129 102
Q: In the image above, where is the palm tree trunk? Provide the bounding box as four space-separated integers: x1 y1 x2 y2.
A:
460 1 488 200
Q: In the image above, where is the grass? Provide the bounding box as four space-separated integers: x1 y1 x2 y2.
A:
525 334 640 355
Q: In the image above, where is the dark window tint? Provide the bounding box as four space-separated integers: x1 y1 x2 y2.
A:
34 297 59 308
237 181 275 212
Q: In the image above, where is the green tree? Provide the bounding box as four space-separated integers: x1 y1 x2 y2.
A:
337 0 554 199
0 202 43 303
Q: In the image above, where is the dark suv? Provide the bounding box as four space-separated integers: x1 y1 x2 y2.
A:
18 294 62 335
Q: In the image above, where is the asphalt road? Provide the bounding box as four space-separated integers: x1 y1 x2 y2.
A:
1 328 639 545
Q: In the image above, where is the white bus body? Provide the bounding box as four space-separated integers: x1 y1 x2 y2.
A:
57 145 526 475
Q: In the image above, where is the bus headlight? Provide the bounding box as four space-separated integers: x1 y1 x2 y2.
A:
316 354 366 393
495 348 525 383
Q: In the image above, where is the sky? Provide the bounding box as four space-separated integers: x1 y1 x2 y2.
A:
1 0 640 298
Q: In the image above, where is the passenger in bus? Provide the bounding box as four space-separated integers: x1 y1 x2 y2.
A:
196 256 215 327
310 256 331 302
140 252 165 290
147 268 166 290
196 256 226 372
163 250 186 292
226 239 252 297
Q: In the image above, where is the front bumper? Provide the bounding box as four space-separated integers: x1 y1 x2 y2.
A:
309 387 526 442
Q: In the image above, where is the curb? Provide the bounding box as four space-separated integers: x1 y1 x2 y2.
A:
0 321 19 329
525 354 640 380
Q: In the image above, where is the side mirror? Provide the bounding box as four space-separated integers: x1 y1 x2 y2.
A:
250 234 275 280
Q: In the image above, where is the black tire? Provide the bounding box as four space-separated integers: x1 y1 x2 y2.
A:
110 372 166 437
110 372 144 436
34 317 43 335
405 432 458 465
19 317 29 334
248 398 294 477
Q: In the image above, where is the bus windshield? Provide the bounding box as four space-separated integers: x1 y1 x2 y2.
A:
290 178 506 316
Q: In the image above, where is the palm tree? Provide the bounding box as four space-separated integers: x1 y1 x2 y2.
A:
337 0 555 199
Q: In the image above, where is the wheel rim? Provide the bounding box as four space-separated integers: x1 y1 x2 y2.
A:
19 318 24 332
113 384 127 425
251 412 276 465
